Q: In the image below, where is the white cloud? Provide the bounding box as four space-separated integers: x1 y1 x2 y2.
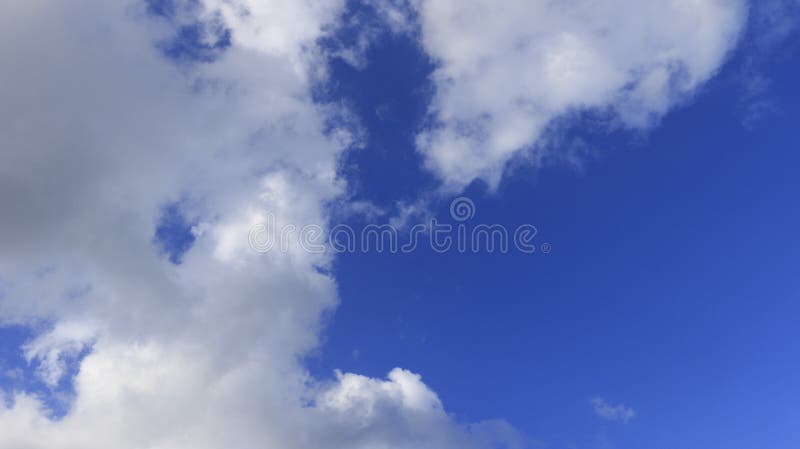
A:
0 1 520 448
412 0 748 189
591 397 637 424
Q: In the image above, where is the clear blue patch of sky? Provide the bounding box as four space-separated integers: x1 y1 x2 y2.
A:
316 1 439 206
154 201 197 265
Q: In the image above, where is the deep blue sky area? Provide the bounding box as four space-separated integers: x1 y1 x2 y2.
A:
308 9 800 449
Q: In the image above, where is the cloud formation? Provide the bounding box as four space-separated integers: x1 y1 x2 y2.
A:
0 1 517 448
591 398 637 424
412 0 747 189
0 0 752 448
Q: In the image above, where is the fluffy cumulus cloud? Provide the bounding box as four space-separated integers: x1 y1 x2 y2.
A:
0 1 519 448
412 0 748 189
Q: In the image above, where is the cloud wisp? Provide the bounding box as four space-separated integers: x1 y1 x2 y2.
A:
592 398 638 424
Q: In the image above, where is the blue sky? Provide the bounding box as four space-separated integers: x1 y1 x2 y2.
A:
310 5 800 447
309 0 797 444
1 1 799 448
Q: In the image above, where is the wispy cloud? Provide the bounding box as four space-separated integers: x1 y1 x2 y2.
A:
591 398 637 424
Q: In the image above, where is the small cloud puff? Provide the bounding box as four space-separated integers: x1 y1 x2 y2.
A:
591 397 637 424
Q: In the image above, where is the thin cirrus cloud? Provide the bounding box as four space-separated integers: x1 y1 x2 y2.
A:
0 0 747 448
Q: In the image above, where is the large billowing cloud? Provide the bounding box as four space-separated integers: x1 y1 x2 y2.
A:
412 0 748 189
0 1 518 448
